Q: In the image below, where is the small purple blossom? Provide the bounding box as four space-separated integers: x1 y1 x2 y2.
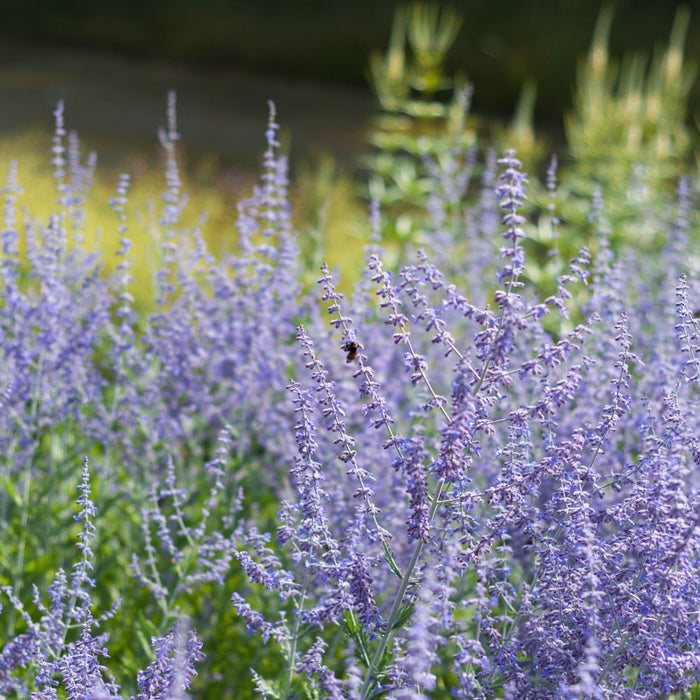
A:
133 622 204 700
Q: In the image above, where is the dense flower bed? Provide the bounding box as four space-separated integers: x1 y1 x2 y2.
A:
0 95 697 698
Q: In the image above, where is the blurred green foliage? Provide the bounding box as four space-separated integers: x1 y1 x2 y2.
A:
568 6 695 188
5 1 700 122
362 1 699 302
364 2 476 259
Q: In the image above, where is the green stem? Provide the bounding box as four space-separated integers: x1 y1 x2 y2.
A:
284 568 310 698
359 476 447 699
7 351 44 637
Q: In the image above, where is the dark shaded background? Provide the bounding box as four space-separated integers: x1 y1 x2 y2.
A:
0 0 697 170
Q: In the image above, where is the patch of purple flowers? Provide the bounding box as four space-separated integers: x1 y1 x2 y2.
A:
0 97 697 699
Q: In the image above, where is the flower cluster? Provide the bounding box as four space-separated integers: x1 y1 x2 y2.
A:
0 98 697 698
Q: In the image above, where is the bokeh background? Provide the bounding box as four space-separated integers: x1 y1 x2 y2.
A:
1 0 698 171
0 0 698 297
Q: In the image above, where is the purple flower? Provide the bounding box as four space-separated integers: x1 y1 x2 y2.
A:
133 622 204 700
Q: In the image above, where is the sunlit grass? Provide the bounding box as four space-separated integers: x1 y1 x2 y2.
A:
0 128 374 310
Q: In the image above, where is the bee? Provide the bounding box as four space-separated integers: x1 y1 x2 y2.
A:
342 340 359 363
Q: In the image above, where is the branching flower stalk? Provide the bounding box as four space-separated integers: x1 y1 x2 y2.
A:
355 151 531 697
319 260 451 695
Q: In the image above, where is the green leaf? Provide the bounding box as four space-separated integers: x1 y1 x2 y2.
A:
381 540 404 580
342 611 372 667
0 475 22 507
392 602 415 630
254 675 283 699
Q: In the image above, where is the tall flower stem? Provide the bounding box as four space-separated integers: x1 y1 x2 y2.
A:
360 151 527 697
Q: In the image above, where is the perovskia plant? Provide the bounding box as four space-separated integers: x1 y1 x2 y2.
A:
0 73 697 698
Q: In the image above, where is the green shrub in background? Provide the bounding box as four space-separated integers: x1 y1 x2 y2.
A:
492 78 547 171
364 2 476 261
567 6 695 194
362 2 699 298
560 4 698 256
